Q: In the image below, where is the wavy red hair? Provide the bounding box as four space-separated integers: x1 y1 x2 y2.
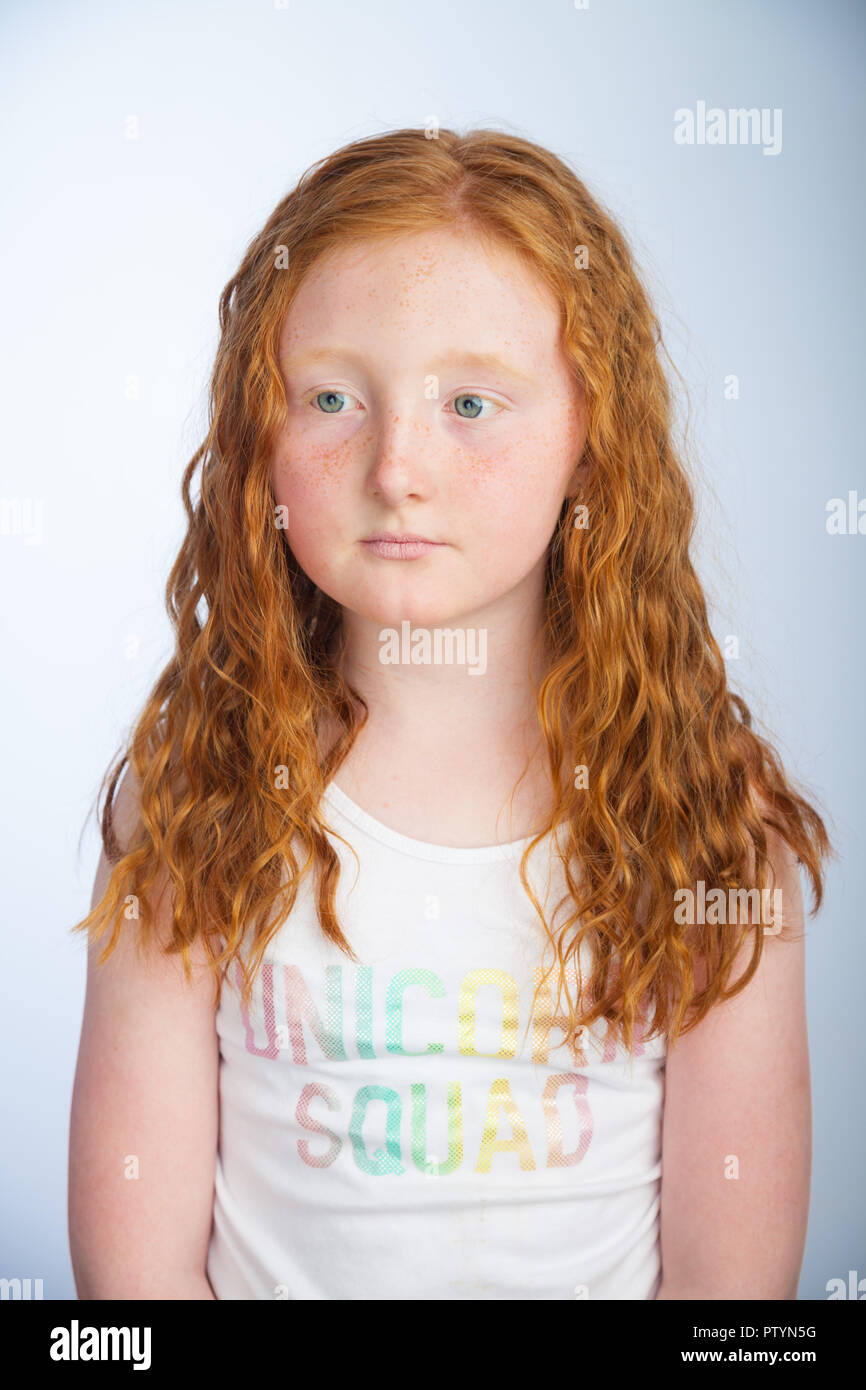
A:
72 126 834 1055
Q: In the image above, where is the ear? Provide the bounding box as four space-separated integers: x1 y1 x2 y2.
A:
565 453 590 500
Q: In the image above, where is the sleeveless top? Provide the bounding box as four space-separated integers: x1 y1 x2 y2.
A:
206 781 666 1300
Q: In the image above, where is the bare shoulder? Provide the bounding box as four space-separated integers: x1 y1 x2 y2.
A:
89 763 215 984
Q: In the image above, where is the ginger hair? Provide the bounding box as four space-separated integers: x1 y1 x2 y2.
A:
72 126 833 1055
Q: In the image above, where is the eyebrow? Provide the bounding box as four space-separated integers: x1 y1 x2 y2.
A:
281 346 538 385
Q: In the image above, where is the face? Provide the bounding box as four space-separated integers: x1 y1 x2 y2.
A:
270 225 587 634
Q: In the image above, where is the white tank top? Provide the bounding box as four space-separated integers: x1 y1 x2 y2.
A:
206 780 666 1300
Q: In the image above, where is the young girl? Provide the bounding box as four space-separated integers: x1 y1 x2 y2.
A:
68 126 832 1301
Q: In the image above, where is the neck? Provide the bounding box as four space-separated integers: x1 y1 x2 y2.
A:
334 583 550 760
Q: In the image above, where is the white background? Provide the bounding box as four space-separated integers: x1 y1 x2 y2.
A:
1 0 862 1299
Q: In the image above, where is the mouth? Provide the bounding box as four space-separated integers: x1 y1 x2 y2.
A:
360 534 446 560
363 532 441 543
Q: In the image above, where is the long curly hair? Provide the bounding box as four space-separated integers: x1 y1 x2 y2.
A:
72 125 833 1057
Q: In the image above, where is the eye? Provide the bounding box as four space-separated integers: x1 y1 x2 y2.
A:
309 389 361 414
447 392 505 420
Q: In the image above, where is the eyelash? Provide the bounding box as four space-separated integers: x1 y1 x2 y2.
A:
305 389 505 420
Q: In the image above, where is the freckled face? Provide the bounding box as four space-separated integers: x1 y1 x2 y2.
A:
270 226 586 628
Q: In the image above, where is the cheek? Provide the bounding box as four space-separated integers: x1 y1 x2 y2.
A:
269 456 345 582
270 437 353 532
454 426 570 541
271 461 325 515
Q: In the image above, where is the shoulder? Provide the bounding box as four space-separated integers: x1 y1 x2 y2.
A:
91 763 214 978
671 784 808 1060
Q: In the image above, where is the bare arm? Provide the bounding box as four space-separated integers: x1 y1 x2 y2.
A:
68 769 220 1299
655 824 811 1299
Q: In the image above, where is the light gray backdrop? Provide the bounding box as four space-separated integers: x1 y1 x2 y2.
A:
1 0 862 1300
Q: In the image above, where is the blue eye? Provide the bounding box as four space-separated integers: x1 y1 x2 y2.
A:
308 388 503 418
311 389 360 413
449 393 503 420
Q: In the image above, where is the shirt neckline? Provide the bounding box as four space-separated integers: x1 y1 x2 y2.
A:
322 779 547 865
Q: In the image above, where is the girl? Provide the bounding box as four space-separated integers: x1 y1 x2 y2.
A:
68 127 832 1301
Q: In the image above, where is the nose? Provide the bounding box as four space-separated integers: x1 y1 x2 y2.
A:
365 405 438 505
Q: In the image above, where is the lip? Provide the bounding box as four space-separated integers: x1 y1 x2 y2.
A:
363 533 441 543
361 534 445 560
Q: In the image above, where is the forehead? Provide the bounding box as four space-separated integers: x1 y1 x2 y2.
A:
278 226 565 365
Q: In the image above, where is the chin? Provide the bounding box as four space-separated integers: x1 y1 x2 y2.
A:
352 590 471 631
365 604 456 630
